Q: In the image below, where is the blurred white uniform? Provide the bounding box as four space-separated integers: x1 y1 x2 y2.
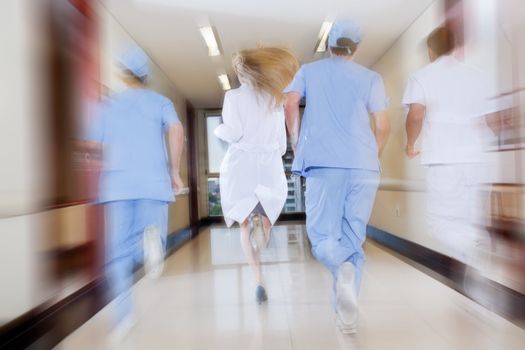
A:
215 84 288 227
403 55 496 265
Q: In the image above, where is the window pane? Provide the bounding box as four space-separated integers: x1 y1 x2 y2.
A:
208 177 223 216
283 175 305 213
206 116 228 174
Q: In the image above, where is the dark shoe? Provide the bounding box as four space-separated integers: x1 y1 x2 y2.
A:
256 285 268 305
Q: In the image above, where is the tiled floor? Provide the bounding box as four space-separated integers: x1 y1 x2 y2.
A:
57 224 525 350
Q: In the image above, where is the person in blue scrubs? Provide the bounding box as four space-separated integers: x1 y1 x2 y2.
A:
85 46 185 341
284 20 390 334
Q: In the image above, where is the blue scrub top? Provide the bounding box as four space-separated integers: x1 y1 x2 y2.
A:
87 88 181 203
285 57 388 176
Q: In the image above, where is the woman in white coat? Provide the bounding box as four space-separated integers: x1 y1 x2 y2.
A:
215 47 298 303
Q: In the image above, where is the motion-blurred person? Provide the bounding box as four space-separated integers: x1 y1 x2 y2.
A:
215 48 298 304
284 20 390 334
85 46 184 341
403 27 494 278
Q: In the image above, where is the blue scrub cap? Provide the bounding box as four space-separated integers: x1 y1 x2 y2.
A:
328 20 362 53
118 45 149 78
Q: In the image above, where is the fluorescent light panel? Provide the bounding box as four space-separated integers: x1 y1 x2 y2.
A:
218 74 231 90
200 26 221 56
315 21 333 53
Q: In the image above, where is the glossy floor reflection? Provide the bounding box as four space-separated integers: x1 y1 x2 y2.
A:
57 224 525 350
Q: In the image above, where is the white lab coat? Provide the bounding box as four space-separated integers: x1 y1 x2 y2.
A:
214 84 288 227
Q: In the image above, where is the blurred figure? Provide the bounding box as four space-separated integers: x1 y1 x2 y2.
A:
284 20 390 334
403 27 493 273
85 46 184 342
215 47 298 304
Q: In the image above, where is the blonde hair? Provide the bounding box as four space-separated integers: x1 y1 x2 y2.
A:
232 47 299 108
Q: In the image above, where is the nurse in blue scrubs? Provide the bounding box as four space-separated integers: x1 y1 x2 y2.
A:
85 46 185 341
284 20 390 334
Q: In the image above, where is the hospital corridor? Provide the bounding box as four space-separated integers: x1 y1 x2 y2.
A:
1 0 525 349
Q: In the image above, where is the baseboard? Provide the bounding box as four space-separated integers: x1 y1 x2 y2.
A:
367 225 525 323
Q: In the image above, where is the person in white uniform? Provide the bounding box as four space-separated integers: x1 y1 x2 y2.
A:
215 47 298 304
403 27 496 270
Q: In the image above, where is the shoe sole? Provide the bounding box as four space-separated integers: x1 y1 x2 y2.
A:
256 286 268 305
336 317 357 334
336 262 358 325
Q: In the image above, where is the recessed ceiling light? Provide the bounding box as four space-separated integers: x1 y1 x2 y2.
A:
200 26 222 57
315 21 333 53
218 74 231 91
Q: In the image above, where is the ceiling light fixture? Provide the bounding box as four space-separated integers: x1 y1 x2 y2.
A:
315 21 333 53
200 26 222 56
218 74 231 91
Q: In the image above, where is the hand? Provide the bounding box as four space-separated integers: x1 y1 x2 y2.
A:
405 144 420 159
171 171 185 195
290 134 298 156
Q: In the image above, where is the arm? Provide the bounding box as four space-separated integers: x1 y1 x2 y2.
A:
284 92 302 153
405 103 425 158
279 113 287 156
168 123 185 194
214 91 242 143
372 111 390 157
161 100 185 194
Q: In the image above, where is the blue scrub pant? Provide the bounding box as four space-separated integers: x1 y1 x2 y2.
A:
305 168 379 296
105 200 168 325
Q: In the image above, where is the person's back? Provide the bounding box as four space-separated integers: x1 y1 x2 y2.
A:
97 88 175 202
407 55 489 164
284 20 390 334
225 84 286 152
297 57 385 172
85 45 185 342
214 47 298 305
403 27 492 268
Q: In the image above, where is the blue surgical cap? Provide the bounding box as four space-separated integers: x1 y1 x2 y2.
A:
118 45 149 78
328 20 362 49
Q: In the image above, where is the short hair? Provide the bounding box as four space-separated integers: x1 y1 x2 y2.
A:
427 27 455 57
121 67 147 85
330 37 358 57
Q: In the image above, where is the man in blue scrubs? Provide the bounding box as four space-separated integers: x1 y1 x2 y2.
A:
284 20 390 334
86 46 184 340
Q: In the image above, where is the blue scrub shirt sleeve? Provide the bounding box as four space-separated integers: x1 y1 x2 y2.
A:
402 75 426 107
367 73 389 113
161 101 181 128
284 66 306 98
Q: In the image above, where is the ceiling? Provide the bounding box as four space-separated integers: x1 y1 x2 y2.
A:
100 0 437 108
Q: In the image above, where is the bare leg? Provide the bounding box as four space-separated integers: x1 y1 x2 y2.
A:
240 219 263 286
261 215 272 246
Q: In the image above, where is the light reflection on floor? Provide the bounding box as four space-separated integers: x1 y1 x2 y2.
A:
210 224 310 265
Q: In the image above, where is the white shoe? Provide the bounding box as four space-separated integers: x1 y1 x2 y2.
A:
336 316 357 334
143 225 164 279
335 262 359 326
108 314 137 347
249 214 265 251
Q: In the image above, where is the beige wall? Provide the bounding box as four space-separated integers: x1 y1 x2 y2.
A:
0 0 193 322
370 0 525 257
0 0 53 322
369 0 449 254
